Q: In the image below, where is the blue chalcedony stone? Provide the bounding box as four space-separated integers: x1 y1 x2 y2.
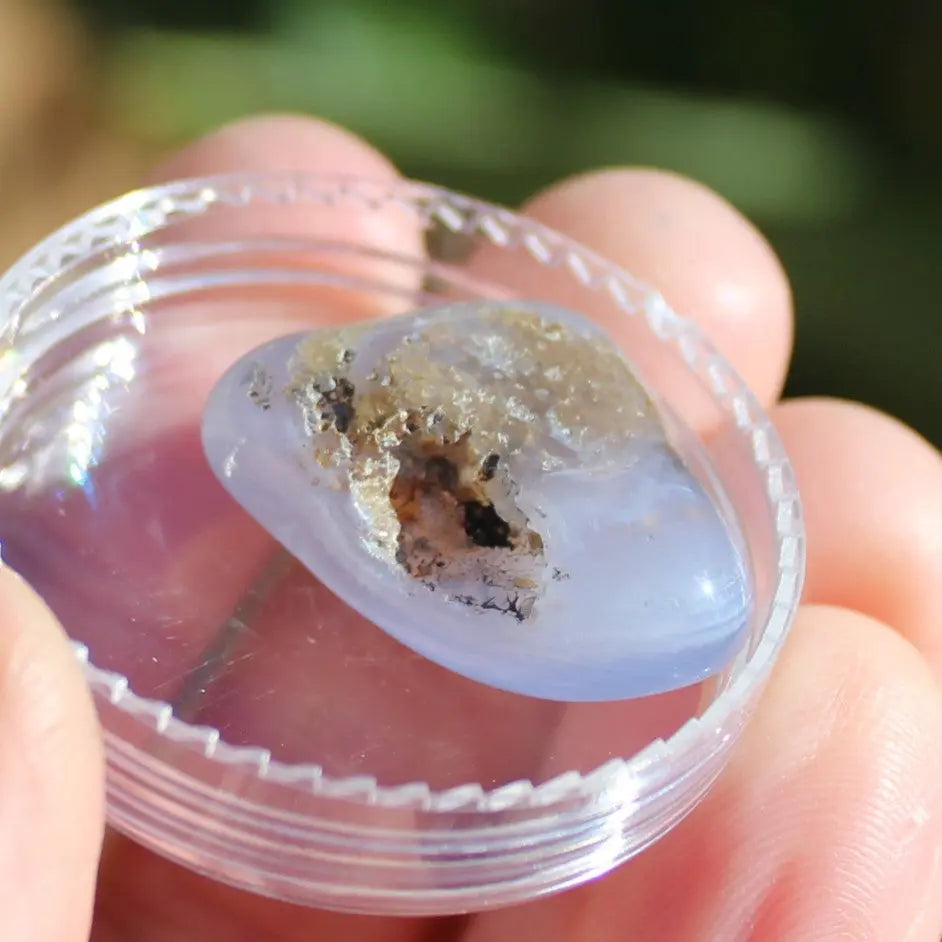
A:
202 301 752 701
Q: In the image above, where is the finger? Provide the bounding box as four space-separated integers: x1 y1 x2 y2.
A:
774 397 942 677
94 834 450 942
149 113 399 182
0 567 104 942
521 169 793 408
464 605 942 941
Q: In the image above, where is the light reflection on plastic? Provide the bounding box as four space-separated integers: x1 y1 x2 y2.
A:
64 336 139 498
105 240 153 337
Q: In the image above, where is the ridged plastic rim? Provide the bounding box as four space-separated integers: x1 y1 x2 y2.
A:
0 174 804 813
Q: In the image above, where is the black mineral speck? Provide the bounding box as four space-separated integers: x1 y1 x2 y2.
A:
319 376 356 432
481 453 500 480
331 401 354 433
462 500 512 548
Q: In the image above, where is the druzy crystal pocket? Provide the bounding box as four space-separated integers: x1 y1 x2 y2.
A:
202 301 752 700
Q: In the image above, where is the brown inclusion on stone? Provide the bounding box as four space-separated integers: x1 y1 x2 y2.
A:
382 423 544 618
283 305 657 620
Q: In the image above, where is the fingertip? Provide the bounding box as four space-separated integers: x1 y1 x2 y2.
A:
735 604 942 941
774 397 942 675
523 168 794 406
0 567 104 942
148 112 399 183
134 112 421 331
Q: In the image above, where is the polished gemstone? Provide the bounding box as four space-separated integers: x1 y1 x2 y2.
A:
201 301 752 701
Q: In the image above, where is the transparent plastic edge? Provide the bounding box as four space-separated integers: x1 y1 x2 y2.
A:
0 172 806 814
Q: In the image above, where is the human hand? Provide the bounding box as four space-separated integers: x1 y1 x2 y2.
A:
3 115 941 942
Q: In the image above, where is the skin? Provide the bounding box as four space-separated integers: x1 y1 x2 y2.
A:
1 114 940 941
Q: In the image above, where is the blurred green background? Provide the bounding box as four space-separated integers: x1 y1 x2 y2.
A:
2 0 939 443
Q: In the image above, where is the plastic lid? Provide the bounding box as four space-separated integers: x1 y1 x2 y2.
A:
0 174 804 915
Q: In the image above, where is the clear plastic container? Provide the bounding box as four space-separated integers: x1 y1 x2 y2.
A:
0 174 805 915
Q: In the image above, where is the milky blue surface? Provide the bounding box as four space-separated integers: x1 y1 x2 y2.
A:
202 312 752 702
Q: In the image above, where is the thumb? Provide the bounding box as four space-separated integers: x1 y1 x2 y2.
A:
0 566 105 942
